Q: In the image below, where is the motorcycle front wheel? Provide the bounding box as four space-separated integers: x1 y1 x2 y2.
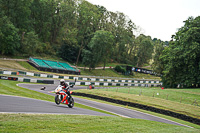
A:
68 98 74 108
55 95 61 105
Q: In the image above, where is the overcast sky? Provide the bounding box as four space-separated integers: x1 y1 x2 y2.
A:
86 0 200 41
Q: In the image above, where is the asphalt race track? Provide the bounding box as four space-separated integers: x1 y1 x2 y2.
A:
0 94 112 116
5 83 189 128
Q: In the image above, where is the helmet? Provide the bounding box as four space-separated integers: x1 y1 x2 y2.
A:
60 79 65 85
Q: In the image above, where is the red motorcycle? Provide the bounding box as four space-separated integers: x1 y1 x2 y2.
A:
54 85 74 108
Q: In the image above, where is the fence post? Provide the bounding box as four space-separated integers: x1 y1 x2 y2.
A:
180 96 182 103
139 89 142 96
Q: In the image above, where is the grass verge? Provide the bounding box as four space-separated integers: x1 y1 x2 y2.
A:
0 114 199 133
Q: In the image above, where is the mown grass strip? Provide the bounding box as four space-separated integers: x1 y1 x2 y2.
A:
0 114 199 133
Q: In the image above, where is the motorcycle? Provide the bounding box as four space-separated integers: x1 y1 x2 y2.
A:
54 84 74 108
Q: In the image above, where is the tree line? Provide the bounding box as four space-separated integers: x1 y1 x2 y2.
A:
1 0 199 88
153 16 200 88
0 0 166 67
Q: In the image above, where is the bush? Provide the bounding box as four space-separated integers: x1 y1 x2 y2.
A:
114 65 126 74
121 68 126 73
115 65 121 72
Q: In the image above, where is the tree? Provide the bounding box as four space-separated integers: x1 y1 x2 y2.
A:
82 49 93 70
106 11 137 64
83 30 114 69
59 28 78 63
76 0 100 66
0 0 32 32
136 35 154 67
30 0 55 42
161 16 200 88
152 39 165 75
21 31 41 56
50 0 77 44
0 16 20 55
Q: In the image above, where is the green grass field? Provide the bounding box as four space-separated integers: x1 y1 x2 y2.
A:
99 87 200 105
1 114 199 133
1 59 200 132
0 80 200 132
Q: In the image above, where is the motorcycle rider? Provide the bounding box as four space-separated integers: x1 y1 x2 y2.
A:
60 79 72 102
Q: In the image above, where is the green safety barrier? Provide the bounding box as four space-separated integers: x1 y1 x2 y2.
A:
23 78 30 82
81 82 85 85
116 83 120 86
47 75 53 78
108 83 112 86
37 80 43 83
78 77 83 80
100 83 104 86
18 71 26 75
11 72 17 75
34 73 40 77
59 76 64 79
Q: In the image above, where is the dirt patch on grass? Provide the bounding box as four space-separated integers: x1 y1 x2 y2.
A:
0 60 27 70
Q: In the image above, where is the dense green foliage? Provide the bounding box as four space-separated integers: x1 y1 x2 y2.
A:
114 65 126 73
160 16 200 88
0 0 162 68
0 16 20 55
82 30 114 69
